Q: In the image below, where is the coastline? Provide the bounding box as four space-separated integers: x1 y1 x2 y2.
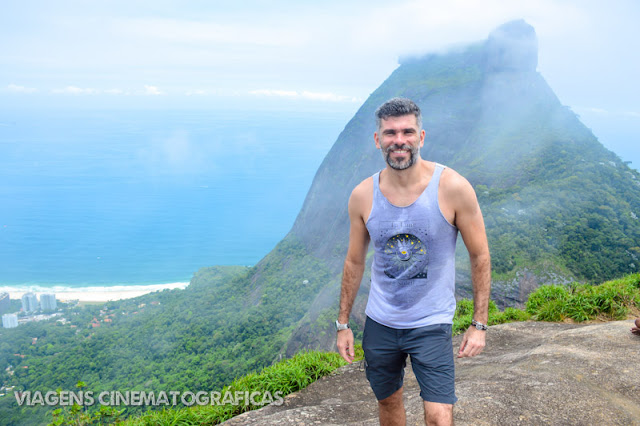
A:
0 282 189 303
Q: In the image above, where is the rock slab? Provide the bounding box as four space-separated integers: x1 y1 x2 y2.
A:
223 321 640 425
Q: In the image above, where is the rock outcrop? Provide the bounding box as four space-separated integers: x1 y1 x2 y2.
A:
485 19 538 72
279 17 640 354
224 320 640 425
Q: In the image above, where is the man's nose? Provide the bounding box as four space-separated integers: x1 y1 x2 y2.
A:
393 132 405 143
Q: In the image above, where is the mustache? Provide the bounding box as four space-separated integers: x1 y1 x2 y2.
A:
384 144 412 153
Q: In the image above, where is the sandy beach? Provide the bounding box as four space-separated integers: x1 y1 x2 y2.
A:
3 282 190 303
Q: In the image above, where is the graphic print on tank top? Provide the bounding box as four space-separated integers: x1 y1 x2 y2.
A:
378 221 429 281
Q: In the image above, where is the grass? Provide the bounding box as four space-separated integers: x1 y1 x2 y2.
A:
56 274 640 425
453 299 532 335
524 273 640 322
120 347 364 426
454 274 640 333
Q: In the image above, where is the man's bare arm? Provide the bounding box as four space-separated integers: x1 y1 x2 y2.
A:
338 256 367 324
337 183 371 363
443 170 491 358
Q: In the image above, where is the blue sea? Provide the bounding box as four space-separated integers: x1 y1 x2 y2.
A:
0 108 349 291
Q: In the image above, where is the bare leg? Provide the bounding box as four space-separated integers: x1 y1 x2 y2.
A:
423 401 453 426
378 387 406 426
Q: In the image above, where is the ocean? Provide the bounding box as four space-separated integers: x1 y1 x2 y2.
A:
0 107 348 292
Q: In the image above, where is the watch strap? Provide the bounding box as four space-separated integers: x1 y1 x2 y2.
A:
335 320 350 331
471 319 488 331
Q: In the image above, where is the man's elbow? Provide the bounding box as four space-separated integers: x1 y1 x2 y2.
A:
469 251 491 268
344 256 366 272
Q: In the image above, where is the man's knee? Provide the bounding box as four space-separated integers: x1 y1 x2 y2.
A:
378 387 406 426
378 386 403 408
423 400 453 426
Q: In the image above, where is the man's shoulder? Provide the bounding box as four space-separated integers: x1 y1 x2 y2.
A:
351 176 374 197
439 165 479 213
440 166 473 194
348 177 374 211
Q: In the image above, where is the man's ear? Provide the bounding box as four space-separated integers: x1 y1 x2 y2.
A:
374 132 381 149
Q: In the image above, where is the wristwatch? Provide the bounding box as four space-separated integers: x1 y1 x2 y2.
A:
335 320 350 331
471 319 488 331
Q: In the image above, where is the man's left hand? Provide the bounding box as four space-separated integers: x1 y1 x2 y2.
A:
457 327 486 358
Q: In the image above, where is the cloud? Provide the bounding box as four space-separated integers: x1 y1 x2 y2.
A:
249 89 360 102
114 17 305 48
579 107 609 115
49 86 129 95
51 86 99 95
7 84 37 93
300 91 360 102
104 88 127 95
575 106 640 119
143 85 163 95
250 89 298 98
3 0 635 114
343 0 586 56
185 90 206 96
139 130 211 175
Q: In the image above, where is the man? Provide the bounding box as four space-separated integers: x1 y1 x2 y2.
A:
336 98 491 426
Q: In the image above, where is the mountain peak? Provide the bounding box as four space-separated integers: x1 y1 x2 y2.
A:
485 19 538 72
278 19 640 355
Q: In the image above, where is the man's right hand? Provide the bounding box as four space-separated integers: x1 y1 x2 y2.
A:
337 328 355 363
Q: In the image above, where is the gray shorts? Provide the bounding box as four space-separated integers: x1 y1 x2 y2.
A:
362 316 457 404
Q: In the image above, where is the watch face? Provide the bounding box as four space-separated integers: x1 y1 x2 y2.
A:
335 320 348 331
472 321 486 330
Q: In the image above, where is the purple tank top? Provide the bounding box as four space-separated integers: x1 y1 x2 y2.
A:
365 163 458 328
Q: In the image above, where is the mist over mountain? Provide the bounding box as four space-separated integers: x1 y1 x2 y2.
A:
282 19 640 351
4 20 640 425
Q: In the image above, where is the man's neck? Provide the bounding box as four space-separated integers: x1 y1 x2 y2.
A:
382 159 433 188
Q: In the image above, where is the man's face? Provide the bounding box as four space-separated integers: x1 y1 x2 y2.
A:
374 114 425 170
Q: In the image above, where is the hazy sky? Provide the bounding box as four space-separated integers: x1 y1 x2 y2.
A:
1 0 639 162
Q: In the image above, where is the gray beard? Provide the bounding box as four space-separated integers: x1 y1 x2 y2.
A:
384 144 419 170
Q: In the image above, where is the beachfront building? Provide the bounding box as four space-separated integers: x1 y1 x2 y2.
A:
21 293 39 313
2 314 18 328
40 293 57 311
0 292 9 315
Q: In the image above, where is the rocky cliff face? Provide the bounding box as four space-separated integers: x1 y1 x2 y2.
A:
290 20 543 265
225 320 640 425
485 19 538 72
232 19 640 358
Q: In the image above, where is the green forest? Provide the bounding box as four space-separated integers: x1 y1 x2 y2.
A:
4 273 636 425
3 21 640 425
0 238 330 424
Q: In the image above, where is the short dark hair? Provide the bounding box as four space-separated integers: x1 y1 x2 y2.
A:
375 97 422 130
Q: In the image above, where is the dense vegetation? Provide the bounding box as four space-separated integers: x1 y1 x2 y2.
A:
288 22 640 314
0 238 331 425
3 22 640 425
524 273 640 322
476 125 640 283
456 274 640 333
38 274 640 425
122 348 363 426
45 348 361 426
